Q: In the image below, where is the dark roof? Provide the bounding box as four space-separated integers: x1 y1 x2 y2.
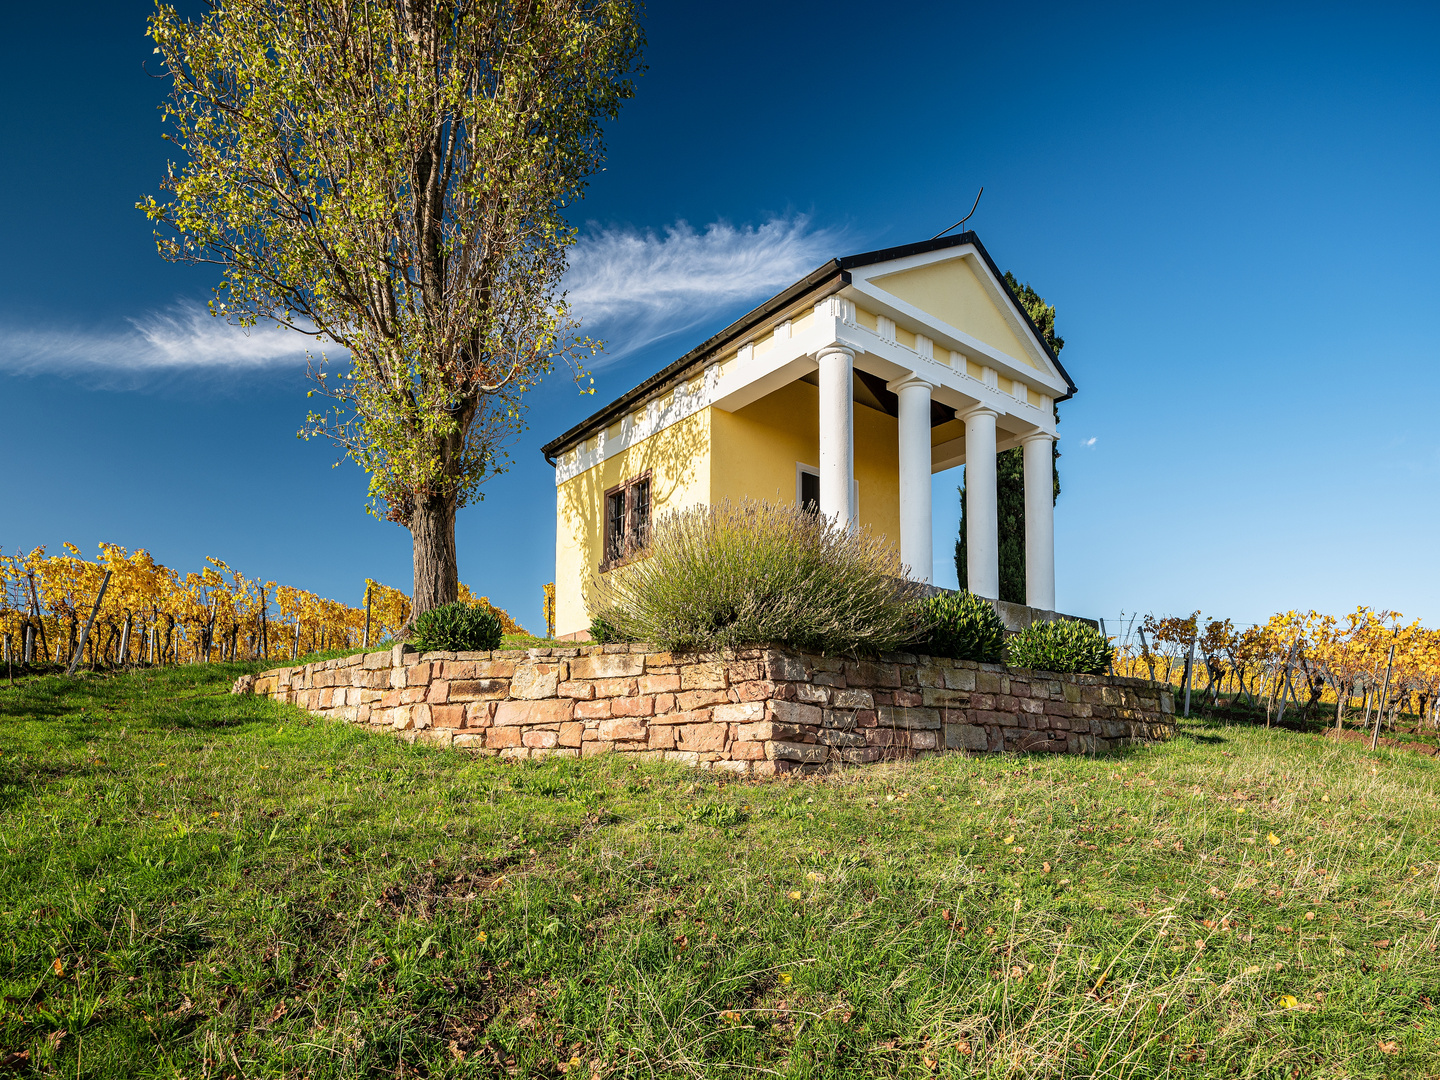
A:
541 231 1077 462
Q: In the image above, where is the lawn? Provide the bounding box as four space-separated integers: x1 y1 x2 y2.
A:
1 663 1437 1078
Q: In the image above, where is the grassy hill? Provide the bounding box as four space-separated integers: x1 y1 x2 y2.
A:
1 663 1437 1078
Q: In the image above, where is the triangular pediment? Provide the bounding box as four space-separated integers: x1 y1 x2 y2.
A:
869 255 1042 370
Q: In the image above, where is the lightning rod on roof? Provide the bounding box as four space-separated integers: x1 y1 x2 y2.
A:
930 188 983 241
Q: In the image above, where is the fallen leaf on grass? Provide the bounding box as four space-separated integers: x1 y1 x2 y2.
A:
43 1031 66 1051
1278 995 1299 1009
1373 939 1392 949
1378 1039 1401 1055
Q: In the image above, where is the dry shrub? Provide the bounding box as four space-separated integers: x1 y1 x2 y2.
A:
590 499 926 654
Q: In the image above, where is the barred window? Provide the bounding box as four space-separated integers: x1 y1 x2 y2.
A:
601 471 652 571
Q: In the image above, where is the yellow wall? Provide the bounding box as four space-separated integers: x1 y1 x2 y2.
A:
554 409 712 638
870 257 1040 369
555 383 909 638
710 380 901 547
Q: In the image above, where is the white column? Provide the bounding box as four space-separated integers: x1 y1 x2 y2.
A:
892 374 934 582
1022 431 1056 611
961 406 999 598
817 345 855 529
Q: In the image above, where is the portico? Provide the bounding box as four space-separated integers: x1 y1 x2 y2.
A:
543 231 1077 639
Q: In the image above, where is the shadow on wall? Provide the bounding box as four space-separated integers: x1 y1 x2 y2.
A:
557 411 710 630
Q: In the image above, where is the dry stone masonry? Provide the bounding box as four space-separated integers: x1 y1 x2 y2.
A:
234 643 1175 774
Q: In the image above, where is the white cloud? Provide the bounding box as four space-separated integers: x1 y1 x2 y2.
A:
0 301 320 376
1080 436 1098 448
0 215 838 378
564 216 840 363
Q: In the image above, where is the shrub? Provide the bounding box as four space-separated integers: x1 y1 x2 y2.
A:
1006 618 1112 674
588 611 633 645
589 499 927 654
411 602 503 653
920 591 1005 662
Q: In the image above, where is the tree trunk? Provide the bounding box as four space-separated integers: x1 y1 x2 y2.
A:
410 491 459 620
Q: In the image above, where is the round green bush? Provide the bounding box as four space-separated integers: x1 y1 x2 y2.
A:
920 591 1005 662
1005 618 1112 675
411 602 503 652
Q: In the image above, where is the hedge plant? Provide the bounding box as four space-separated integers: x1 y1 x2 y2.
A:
411 602 503 653
919 591 1005 662
589 499 927 654
1005 618 1112 675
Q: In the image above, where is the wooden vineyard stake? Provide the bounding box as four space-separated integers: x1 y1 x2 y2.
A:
363 582 373 648
67 571 112 677
1371 643 1396 751
1183 631 1197 717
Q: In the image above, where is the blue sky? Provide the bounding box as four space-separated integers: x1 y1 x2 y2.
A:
3 1 1437 633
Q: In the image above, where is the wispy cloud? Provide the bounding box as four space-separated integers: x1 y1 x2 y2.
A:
564 216 840 363
0 302 319 377
0 215 837 379
1079 436 1098 448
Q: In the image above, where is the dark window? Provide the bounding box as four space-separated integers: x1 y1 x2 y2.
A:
800 470 820 514
601 471 653 571
630 477 650 549
606 490 627 563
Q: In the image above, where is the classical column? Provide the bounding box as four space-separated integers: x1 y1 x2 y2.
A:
817 345 856 529
1022 431 1056 611
891 374 934 581
960 406 999 598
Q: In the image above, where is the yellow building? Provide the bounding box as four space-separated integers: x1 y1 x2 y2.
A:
541 232 1077 640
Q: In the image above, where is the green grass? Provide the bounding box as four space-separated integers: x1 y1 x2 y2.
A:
1 665 1438 1078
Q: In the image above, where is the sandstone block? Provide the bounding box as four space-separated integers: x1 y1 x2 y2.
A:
648 726 676 749
734 720 801 742
817 728 865 748
558 721 585 748
362 650 391 670
769 699 821 727
598 717 647 741
449 679 508 702
831 687 874 710
848 660 901 688
464 702 494 727
412 703 432 729
795 682 829 704
944 723 988 751
418 729 453 747
711 759 752 774
681 662 727 690
676 722 728 753
581 741 614 757
766 740 829 763
766 651 811 681
730 740 765 760
558 680 596 700
611 695 656 718
821 708 857 730
494 699 573 727
922 687 969 707
523 729 559 749
911 730 939 751
677 688 729 711
713 701 765 725
729 680 775 702
943 665 977 691
425 681 449 705
406 663 432 687
837 746 885 763
650 708 713 726
593 677 639 698
571 654 645 680
486 727 521 749
431 704 466 728
511 662 564 699
877 705 941 730
640 673 680 694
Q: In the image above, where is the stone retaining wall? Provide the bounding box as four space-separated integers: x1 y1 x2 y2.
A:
233 644 1175 774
